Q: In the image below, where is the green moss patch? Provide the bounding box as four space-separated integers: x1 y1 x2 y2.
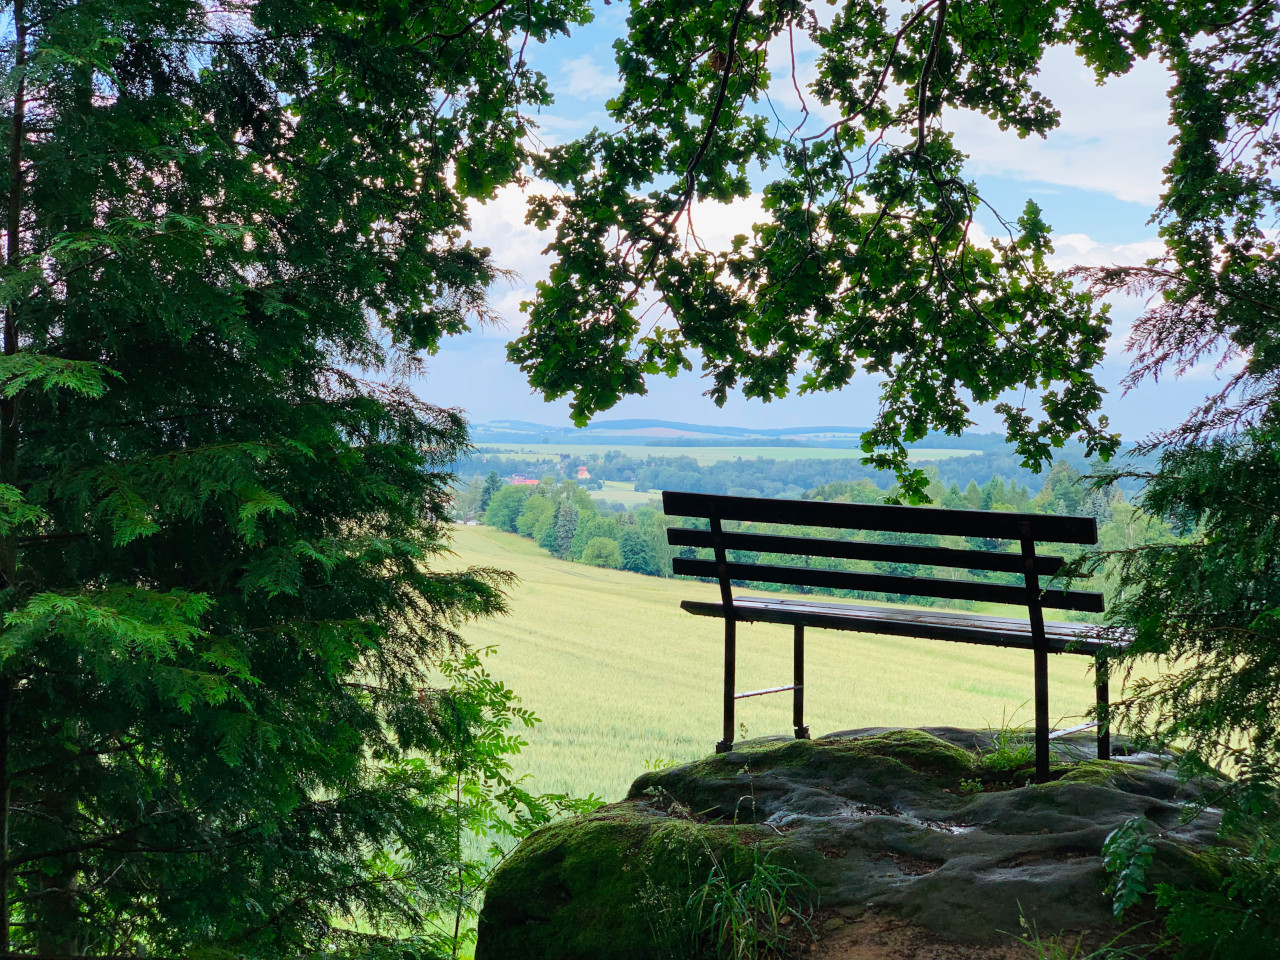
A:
478 803 778 960
834 729 976 780
1052 759 1136 786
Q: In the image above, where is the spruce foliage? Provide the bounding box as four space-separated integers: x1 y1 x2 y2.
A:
0 0 587 953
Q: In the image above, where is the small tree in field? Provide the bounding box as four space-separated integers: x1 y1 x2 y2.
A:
582 537 624 569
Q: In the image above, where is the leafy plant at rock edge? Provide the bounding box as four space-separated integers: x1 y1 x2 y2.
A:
1104 816 1280 960
1103 818 1159 920
433 647 602 958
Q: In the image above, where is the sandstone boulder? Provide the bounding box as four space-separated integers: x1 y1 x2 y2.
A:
477 728 1218 959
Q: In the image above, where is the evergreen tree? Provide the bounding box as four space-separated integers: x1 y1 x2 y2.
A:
536 503 561 553
1061 7 1280 947
0 0 586 952
618 530 661 577
552 502 579 558
478 471 504 514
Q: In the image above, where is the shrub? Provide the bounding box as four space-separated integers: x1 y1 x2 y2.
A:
485 484 534 532
582 537 624 568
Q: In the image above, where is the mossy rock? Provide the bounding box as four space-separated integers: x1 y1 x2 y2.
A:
477 804 771 959
476 727 1223 960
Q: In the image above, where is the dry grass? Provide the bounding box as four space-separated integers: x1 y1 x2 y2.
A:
444 525 1105 803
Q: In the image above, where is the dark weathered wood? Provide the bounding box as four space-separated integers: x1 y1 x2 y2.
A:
710 518 736 754
1020 522 1051 782
679 597 1118 653
1096 653 1111 760
793 624 808 740
667 527 1066 575
662 490 1099 543
671 557 1105 613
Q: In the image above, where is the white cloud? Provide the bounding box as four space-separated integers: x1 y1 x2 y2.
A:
468 185 772 338
522 110 601 149
466 181 558 336
1039 231 1164 360
764 29 1173 206
685 194 767 250
561 55 622 101
1047 233 1164 271
947 48 1173 205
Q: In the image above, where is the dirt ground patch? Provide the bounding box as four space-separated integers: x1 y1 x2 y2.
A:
808 911 1026 960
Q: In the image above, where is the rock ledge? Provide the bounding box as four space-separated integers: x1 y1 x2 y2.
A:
477 728 1218 959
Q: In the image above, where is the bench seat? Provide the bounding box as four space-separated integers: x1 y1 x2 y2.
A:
680 596 1123 655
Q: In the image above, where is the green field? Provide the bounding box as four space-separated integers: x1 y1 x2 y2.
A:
445 525 1105 804
587 479 664 508
477 443 979 466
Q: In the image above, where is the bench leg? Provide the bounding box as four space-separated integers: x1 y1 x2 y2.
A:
1029 640 1049 783
793 624 809 740
1096 653 1111 760
716 618 736 754
1020 525 1051 783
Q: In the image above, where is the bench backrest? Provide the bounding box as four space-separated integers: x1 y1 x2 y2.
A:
662 491 1103 614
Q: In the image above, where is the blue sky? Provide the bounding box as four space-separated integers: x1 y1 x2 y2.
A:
414 4 1220 441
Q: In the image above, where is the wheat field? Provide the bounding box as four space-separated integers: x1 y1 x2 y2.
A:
443 524 1105 804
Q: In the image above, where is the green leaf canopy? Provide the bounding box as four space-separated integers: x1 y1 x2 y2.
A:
506 0 1259 492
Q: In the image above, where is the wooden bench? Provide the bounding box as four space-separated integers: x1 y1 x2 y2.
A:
663 490 1126 782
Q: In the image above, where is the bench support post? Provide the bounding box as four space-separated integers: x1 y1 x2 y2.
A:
717 618 736 753
793 624 809 741
1019 523 1051 783
711 517 736 754
1095 653 1110 760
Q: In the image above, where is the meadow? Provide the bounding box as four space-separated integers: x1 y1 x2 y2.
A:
445 524 1106 804
587 479 664 508
475 443 980 466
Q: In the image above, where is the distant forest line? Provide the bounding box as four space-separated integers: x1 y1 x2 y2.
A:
470 419 1024 450
452 461 1177 621
451 443 1155 503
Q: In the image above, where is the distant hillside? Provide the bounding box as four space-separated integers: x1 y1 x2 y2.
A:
471 418 1011 451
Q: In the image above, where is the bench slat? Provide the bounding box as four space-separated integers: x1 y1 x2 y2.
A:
672 557 1105 613
662 490 1098 544
667 527 1066 576
679 597 1124 654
